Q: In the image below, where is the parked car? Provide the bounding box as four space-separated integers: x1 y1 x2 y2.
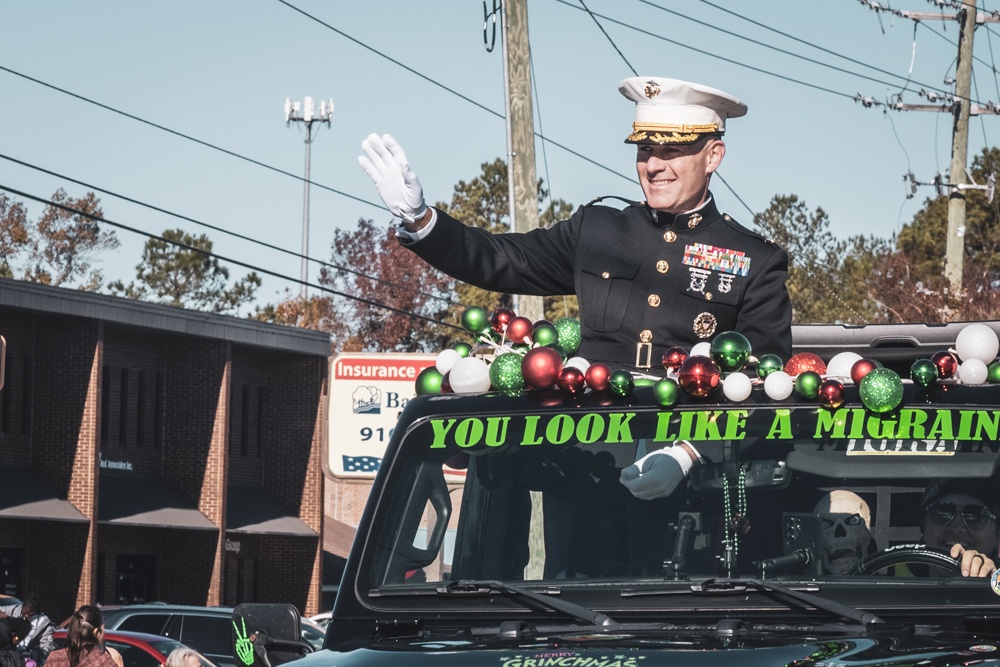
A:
100 605 235 667
305 611 330 631
53 629 216 667
235 321 1000 667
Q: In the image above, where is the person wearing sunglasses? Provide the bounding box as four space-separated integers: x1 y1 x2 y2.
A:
920 479 999 578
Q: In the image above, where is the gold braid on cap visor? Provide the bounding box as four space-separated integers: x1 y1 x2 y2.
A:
626 122 722 145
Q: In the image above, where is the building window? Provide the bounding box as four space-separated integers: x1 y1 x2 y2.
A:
154 373 164 448
20 355 32 434
101 365 111 444
240 384 250 457
119 368 129 445
136 371 146 448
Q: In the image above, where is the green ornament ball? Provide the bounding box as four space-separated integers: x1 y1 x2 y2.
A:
910 358 937 388
511 343 531 355
553 317 582 355
489 352 525 392
794 370 822 399
453 342 472 358
546 343 568 362
859 367 904 414
990 361 1000 384
608 369 635 398
652 378 680 407
710 331 752 372
415 366 443 395
533 323 559 347
461 306 489 334
757 354 783 380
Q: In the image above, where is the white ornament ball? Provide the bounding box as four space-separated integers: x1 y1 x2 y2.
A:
723 372 753 402
763 370 794 400
448 357 492 394
826 351 863 378
958 358 989 385
436 348 463 375
955 323 1000 364
690 342 712 357
565 356 591 373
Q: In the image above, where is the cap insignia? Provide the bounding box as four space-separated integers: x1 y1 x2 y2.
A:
643 81 661 99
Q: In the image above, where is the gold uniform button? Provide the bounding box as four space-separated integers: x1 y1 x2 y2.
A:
656 260 669 273
648 294 661 307
639 329 653 343
601 271 610 279
663 230 677 243
705 292 713 301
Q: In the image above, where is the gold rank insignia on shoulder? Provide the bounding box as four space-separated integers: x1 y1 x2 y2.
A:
688 213 702 229
693 312 717 338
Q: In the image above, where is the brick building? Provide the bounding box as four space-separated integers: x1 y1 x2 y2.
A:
0 279 330 622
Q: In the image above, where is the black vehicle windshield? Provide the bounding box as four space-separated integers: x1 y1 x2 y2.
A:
358 387 1000 616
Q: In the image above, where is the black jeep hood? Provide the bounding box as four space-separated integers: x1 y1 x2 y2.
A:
305 631 1000 666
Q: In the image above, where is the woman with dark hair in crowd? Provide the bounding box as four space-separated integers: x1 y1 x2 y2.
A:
42 607 117 667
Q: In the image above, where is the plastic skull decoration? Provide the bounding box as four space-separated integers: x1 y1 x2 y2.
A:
813 490 873 575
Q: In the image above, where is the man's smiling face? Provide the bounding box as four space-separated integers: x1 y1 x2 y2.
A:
635 137 725 213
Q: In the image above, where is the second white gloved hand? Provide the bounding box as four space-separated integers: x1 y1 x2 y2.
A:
358 133 428 223
619 447 691 500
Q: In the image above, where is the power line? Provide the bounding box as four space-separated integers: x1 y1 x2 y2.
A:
0 183 464 332
549 0 856 101
0 64 384 211
577 0 636 75
0 152 457 307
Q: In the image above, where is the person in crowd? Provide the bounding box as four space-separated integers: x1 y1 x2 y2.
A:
15 597 53 667
919 478 999 578
164 647 201 667
42 606 117 667
0 619 25 667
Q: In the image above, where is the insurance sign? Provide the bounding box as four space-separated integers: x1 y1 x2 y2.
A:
327 352 436 479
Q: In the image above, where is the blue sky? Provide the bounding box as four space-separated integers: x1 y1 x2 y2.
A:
3 1 999 311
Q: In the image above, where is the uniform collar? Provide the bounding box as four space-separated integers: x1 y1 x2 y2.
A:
645 195 720 229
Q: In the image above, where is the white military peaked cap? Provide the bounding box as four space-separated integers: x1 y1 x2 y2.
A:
619 76 747 145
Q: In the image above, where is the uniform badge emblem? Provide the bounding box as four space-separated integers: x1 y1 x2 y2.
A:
693 312 717 338
644 80 661 98
718 274 734 294
687 213 702 229
688 267 710 293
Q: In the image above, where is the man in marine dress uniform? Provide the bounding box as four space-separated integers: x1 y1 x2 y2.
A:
359 76 793 502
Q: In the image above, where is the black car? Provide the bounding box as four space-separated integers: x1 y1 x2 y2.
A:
101 605 235 667
237 321 1000 667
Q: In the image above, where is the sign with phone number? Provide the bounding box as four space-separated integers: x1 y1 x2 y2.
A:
326 353 436 479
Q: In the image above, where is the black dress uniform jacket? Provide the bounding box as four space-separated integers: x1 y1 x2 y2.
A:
405 193 792 371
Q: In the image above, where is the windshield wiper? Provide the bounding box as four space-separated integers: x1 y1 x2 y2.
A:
435 579 618 627
624 578 884 626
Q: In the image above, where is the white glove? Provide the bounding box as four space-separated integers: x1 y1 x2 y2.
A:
619 446 693 500
358 133 428 223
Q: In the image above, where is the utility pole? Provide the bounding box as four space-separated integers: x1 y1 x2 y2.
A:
502 0 543 323
859 3 999 298
944 5 977 294
285 96 334 297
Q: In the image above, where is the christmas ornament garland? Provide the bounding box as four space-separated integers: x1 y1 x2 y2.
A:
415 307 1000 413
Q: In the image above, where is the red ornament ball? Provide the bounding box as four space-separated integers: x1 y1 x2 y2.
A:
662 346 689 372
930 350 959 379
440 371 453 394
505 316 534 344
677 355 721 398
521 346 563 390
557 366 587 396
585 363 612 392
818 378 846 409
784 352 827 376
490 307 516 334
850 358 879 385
